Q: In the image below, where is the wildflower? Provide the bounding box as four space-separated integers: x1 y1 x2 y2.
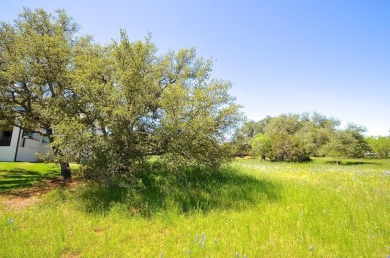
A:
214 238 218 244
243 254 247 258
187 249 191 256
7 218 14 225
309 245 313 251
202 232 206 241
159 252 163 258
235 251 239 258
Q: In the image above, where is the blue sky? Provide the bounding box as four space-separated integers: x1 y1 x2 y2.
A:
2 0 389 135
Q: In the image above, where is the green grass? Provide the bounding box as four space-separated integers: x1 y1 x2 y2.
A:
0 162 60 192
0 159 389 257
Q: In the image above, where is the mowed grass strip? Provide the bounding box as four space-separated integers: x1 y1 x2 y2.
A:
0 162 60 193
0 159 389 257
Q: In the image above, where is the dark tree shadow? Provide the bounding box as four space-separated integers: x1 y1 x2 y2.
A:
0 168 59 193
77 163 282 217
324 160 378 166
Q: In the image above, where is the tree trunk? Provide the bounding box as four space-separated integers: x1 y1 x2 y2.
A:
46 128 72 180
60 162 72 180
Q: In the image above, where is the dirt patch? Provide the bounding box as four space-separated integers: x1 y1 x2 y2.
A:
60 251 82 258
2 195 40 210
1 178 86 211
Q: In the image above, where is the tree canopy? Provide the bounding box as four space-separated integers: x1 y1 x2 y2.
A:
237 112 371 162
0 8 243 179
0 8 79 178
366 136 390 159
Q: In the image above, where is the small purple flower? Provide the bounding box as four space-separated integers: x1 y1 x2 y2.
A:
7 218 14 225
202 232 206 241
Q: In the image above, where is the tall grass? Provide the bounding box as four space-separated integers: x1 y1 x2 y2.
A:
0 159 389 257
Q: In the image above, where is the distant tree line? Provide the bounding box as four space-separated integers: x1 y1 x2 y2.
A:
234 112 389 162
366 136 390 159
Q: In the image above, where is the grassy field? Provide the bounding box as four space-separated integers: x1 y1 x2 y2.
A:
0 159 389 257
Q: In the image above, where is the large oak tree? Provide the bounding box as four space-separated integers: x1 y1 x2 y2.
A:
1 9 243 180
0 8 79 179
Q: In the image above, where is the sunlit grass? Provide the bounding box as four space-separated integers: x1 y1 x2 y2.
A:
0 159 389 257
0 162 60 192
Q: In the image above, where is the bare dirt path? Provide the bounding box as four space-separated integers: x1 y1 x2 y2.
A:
0 178 85 210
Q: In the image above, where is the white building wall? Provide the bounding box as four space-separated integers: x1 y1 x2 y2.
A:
0 127 53 162
0 127 20 161
16 138 41 162
38 143 53 158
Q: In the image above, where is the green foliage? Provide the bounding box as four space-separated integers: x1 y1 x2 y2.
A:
239 117 271 138
76 161 279 216
320 124 371 159
295 112 339 156
267 134 311 162
58 33 242 178
248 133 271 159
1 9 243 178
262 114 311 162
234 116 272 157
239 112 370 161
0 8 78 140
366 136 390 158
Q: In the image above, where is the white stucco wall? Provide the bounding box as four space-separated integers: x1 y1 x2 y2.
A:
0 127 20 161
38 143 53 158
16 138 41 162
0 127 53 162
